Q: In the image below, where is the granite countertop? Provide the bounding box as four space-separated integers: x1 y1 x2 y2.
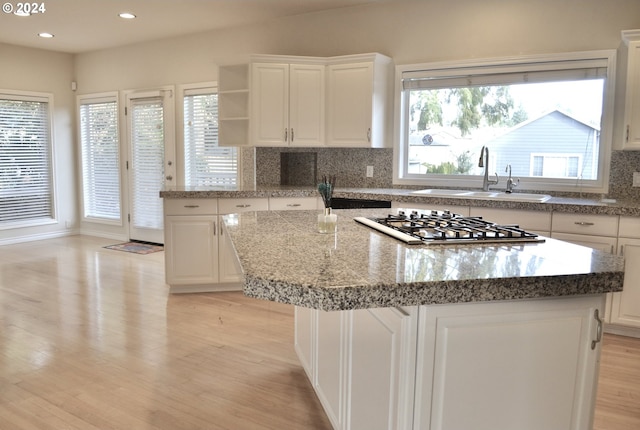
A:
160 186 640 217
223 209 625 311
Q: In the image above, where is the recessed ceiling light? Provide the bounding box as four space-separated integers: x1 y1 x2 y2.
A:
38 32 54 38
119 12 136 19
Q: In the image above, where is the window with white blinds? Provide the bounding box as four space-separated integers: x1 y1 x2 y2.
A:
183 87 238 186
79 95 121 221
0 93 54 226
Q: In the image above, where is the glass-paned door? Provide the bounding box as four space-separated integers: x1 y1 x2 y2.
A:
126 90 175 244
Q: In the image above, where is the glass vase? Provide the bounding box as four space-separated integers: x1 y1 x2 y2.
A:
318 207 337 234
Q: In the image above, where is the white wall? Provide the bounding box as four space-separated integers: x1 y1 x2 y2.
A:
2 0 639 242
0 43 77 244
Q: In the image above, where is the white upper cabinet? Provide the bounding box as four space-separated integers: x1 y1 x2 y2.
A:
251 60 325 147
230 53 393 148
618 30 640 150
326 54 393 148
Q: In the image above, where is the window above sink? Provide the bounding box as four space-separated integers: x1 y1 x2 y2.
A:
394 51 617 195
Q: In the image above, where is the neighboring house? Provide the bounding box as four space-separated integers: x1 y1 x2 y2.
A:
487 110 600 180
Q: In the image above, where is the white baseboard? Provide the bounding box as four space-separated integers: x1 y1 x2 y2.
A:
0 229 79 246
604 323 640 339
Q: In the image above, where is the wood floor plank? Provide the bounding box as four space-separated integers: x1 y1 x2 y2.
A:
1 235 639 429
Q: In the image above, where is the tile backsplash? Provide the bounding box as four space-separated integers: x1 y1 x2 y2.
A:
245 147 640 201
609 150 640 201
255 147 394 188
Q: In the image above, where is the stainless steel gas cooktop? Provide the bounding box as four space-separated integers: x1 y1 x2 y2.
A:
354 209 545 245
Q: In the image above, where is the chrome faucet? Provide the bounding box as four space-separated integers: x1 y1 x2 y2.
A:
478 146 498 191
505 164 519 193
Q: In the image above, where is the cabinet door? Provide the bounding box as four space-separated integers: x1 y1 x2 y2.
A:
549 232 616 321
610 238 640 328
294 306 316 381
289 64 325 146
415 296 604 430
217 214 243 284
623 37 640 148
251 63 289 146
348 307 417 430
327 62 373 147
165 215 218 285
315 310 346 430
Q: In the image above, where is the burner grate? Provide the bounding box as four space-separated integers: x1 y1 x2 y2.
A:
354 209 544 245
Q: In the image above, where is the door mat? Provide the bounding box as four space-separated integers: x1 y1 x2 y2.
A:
104 241 164 255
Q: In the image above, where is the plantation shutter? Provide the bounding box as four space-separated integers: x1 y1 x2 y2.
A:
130 96 165 230
79 96 121 220
183 88 238 186
0 95 53 224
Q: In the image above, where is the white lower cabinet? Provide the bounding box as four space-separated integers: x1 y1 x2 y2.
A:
165 215 219 285
315 310 345 429
414 296 604 430
296 306 417 430
297 296 603 430
163 198 268 293
610 217 640 329
347 307 417 430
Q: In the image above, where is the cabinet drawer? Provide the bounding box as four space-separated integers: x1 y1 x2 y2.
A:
469 207 551 233
218 198 269 214
269 197 319 211
619 216 640 239
164 199 218 215
551 213 618 237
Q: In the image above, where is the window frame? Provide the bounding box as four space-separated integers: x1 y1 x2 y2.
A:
393 50 617 194
0 89 56 229
77 92 123 225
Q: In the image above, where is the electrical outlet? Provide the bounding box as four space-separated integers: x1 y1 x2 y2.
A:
634 172 640 187
366 166 374 177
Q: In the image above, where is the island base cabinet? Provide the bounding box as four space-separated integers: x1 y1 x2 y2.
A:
414 295 605 430
347 307 417 430
296 306 417 430
315 310 345 430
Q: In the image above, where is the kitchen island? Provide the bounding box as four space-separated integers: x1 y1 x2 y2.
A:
223 208 625 430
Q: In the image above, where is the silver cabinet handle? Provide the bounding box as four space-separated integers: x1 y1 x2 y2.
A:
236 204 251 208
183 205 200 208
286 204 302 207
165 175 173 181
213 220 217 236
367 127 371 142
291 128 294 142
284 128 288 142
591 309 603 350
574 221 595 226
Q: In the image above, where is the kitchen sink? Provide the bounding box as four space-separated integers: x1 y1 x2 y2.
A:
411 189 552 203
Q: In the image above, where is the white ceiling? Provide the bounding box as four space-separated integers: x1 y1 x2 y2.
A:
0 0 383 54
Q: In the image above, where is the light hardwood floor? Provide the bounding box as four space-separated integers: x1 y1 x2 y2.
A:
0 235 639 430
